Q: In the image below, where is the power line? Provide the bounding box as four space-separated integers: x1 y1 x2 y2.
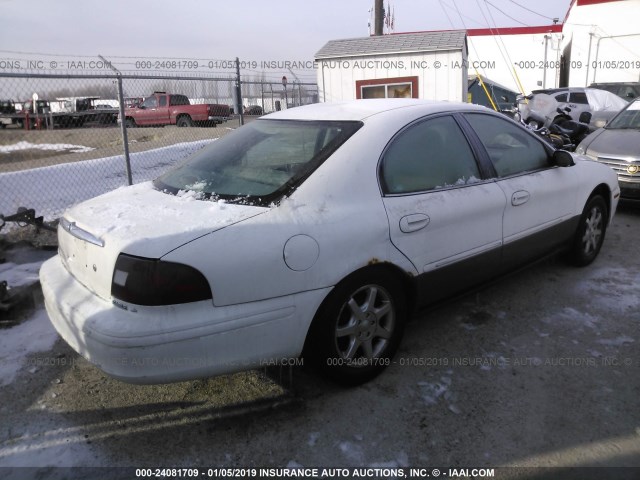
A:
484 0 530 26
438 0 456 29
482 0 522 92
474 0 520 91
440 0 486 28
504 0 555 21
440 0 484 29
450 0 491 82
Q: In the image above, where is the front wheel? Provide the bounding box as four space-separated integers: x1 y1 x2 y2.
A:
125 118 136 128
568 195 607 267
305 270 406 385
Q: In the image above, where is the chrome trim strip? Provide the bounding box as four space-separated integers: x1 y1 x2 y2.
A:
59 217 105 247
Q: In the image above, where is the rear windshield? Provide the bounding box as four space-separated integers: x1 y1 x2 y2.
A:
154 119 362 206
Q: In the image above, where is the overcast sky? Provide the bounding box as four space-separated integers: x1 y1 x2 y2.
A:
0 0 572 82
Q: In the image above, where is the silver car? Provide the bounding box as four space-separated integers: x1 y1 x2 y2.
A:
576 98 640 201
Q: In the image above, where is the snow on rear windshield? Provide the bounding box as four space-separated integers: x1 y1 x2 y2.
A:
154 119 362 206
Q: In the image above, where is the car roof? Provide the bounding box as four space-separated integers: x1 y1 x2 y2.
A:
263 99 491 121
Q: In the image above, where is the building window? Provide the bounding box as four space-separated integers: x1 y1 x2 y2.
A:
356 76 419 99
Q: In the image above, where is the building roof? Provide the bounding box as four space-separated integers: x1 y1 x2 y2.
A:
315 30 466 60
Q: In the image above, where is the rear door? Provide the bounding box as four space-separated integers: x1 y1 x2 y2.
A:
462 113 582 268
380 114 506 305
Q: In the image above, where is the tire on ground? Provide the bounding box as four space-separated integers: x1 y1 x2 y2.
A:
568 194 608 267
304 267 407 385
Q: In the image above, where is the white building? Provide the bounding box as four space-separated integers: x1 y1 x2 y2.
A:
562 0 640 87
447 0 639 94
316 0 639 102
466 25 564 94
315 30 468 103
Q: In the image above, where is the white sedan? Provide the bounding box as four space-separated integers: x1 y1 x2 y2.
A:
40 99 620 385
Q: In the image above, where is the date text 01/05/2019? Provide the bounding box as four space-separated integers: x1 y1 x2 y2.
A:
514 59 640 70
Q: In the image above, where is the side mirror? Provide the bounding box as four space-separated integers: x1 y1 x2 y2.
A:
594 119 607 128
553 149 575 167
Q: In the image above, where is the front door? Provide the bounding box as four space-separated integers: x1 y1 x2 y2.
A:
462 112 582 267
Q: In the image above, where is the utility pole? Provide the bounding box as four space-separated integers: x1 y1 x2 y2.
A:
374 0 384 36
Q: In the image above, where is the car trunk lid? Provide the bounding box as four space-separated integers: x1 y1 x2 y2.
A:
57 182 267 301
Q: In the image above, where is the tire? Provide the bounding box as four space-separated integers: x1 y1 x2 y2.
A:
568 195 608 267
125 118 136 128
176 115 193 127
305 269 406 385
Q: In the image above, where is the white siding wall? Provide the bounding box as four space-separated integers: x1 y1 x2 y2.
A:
563 0 640 86
468 32 563 94
317 50 466 103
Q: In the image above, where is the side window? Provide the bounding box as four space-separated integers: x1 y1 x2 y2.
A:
158 96 167 107
465 113 550 177
381 116 481 194
170 95 190 106
569 91 588 104
141 96 158 108
555 93 567 102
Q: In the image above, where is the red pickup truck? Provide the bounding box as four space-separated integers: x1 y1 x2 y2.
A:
123 92 230 127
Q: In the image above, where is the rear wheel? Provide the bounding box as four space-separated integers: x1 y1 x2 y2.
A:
125 118 136 128
176 115 193 127
305 269 406 385
569 195 607 266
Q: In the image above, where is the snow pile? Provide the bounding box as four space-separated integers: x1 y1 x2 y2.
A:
0 261 43 288
0 308 59 386
0 141 95 154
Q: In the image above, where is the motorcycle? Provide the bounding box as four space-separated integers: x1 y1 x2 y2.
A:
512 93 593 151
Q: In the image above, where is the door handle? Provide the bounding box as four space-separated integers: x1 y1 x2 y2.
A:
511 190 530 206
399 214 430 233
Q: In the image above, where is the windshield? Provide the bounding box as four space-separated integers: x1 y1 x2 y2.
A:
154 119 362 206
607 100 640 129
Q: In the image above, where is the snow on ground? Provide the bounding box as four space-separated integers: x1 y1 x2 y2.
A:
0 308 58 387
0 139 215 387
0 139 215 222
0 141 95 154
0 261 42 288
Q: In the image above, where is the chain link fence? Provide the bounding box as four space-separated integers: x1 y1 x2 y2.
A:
0 70 318 226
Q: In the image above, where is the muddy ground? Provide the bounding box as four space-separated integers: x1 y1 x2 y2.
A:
0 204 639 478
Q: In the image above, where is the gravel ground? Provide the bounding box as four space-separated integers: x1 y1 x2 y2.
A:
0 204 639 478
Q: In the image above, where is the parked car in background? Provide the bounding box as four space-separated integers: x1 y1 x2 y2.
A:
122 92 231 127
576 98 640 201
590 82 640 101
124 97 143 109
244 105 264 116
41 99 619 386
0 99 17 128
520 87 628 129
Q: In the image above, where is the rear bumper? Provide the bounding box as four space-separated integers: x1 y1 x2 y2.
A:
40 256 329 384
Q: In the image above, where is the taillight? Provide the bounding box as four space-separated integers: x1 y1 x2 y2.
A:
111 254 212 306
